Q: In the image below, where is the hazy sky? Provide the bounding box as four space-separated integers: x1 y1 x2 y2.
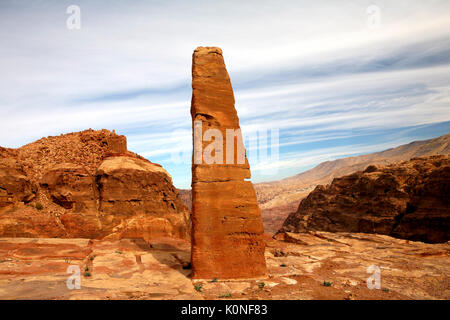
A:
1 0 450 188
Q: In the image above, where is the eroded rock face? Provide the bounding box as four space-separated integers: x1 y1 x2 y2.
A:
191 47 267 279
279 155 450 243
0 130 189 241
40 163 101 238
41 163 98 211
97 156 189 240
0 233 448 300
0 205 66 238
0 157 35 208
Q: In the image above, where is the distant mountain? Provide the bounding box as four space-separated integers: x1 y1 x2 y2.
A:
255 134 450 232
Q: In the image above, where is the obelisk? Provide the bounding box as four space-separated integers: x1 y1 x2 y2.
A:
190 47 267 279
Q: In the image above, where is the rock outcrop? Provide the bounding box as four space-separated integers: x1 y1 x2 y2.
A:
41 163 98 211
279 155 450 243
97 156 189 240
0 157 36 209
190 47 267 279
0 130 189 241
255 133 450 233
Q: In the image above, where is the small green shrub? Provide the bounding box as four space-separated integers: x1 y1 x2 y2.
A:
258 282 265 290
210 278 218 283
323 281 332 287
219 293 232 298
35 202 43 210
280 263 287 267
84 271 91 277
194 284 203 292
383 288 390 293
115 250 122 254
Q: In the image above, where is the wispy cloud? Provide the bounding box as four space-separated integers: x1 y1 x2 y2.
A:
0 0 450 188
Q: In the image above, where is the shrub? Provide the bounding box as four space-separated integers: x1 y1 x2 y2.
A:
323 281 332 287
194 284 203 292
35 202 43 210
258 282 265 290
219 293 232 298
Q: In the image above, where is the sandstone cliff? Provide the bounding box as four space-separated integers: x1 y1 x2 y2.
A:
0 129 189 240
279 155 450 243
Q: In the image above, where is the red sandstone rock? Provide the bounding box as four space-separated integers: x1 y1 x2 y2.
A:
191 47 267 279
41 163 98 211
0 205 66 238
279 155 450 243
0 157 36 208
96 156 189 240
0 130 189 241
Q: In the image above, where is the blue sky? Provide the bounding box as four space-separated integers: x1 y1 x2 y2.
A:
1 0 450 188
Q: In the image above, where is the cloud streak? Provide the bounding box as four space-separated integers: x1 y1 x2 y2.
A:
0 0 449 188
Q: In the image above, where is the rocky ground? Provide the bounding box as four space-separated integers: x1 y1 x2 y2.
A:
0 232 447 300
0 129 190 241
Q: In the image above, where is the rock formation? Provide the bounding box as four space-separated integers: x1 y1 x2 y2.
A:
190 47 267 279
0 129 189 240
279 155 450 243
2 231 450 300
0 157 36 209
97 156 189 240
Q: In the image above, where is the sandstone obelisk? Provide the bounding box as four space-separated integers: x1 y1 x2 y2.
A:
190 47 267 279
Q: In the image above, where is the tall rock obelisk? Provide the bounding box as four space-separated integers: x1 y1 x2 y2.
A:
190 47 267 279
